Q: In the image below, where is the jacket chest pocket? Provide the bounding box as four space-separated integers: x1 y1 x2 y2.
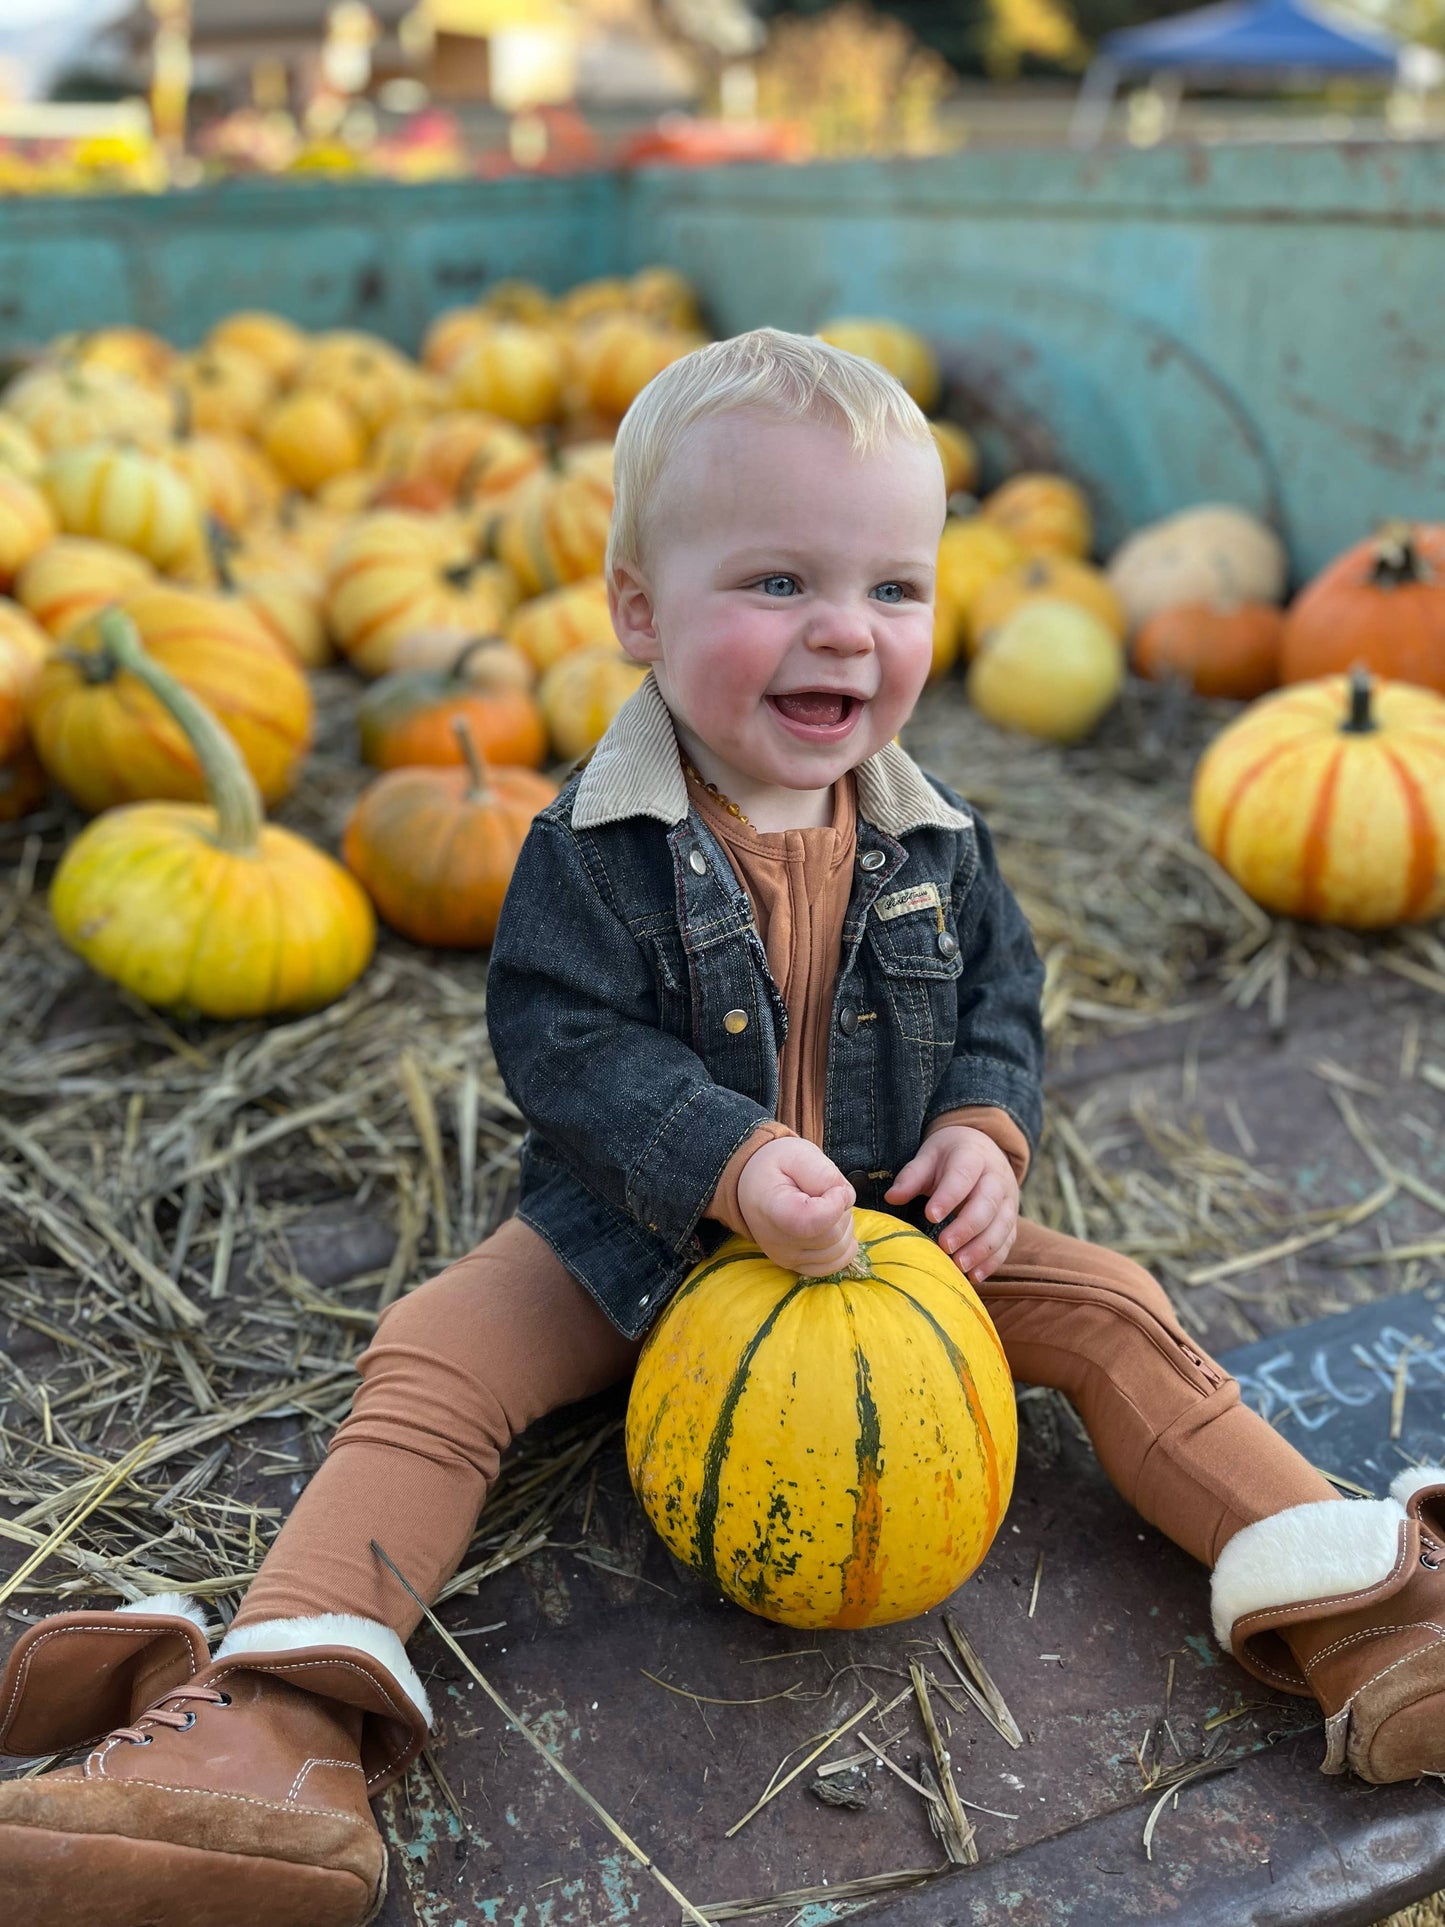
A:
866 904 963 1068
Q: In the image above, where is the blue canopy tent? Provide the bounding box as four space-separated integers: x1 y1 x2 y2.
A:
1070 0 1438 143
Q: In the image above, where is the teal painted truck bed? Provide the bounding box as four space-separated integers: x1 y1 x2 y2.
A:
2 142 1442 576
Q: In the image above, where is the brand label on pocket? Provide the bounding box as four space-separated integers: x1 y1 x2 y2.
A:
874 881 942 922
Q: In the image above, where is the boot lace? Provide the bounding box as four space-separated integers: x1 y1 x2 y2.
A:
109 1683 233 1746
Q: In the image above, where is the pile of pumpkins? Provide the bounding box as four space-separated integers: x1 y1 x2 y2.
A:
0 281 1442 1029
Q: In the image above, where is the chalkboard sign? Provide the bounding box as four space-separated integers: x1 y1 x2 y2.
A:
1217 1283 1445 1497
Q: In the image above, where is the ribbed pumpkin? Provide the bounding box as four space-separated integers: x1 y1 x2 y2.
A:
212 530 331 670
15 536 156 640
260 389 368 495
421 306 491 378
0 599 51 761
625 1210 1017 1629
3 363 175 454
27 585 312 813
539 646 647 761
1192 672 1445 927
569 315 703 421
629 265 701 331
343 719 556 946
982 473 1092 560
1279 524 1445 694
166 435 280 533
174 343 277 438
480 278 555 325
1134 601 1284 700
51 327 175 390
449 323 566 428
931 420 980 498
206 310 309 385
325 512 522 679
357 637 545 771
51 611 373 1019
296 331 426 441
815 318 940 413
0 414 44 479
972 552 1124 650
507 575 614 673
41 444 203 574
0 473 58 589
372 409 542 507
936 517 1025 652
967 599 1124 743
492 445 614 598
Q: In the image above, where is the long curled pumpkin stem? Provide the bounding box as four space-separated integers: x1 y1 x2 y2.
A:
98 609 264 856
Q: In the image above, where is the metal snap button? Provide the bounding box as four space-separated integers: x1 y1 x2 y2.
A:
688 850 708 875
723 1008 748 1034
838 1004 859 1036
859 849 886 871
937 931 959 959
844 1167 868 1187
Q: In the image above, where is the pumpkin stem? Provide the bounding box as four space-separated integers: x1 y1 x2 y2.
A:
449 635 506 684
809 1245 876 1284
452 716 493 801
442 558 477 590
1341 667 1377 735
1371 522 1430 589
97 609 264 855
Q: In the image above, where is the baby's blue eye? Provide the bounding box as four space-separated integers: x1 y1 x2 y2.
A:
873 582 907 604
759 575 797 596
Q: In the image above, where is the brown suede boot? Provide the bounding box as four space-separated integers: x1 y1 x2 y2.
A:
1211 1467 1445 1784
0 1612 430 1927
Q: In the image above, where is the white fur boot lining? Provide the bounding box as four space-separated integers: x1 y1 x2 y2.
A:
117 1593 219 1643
216 1613 433 1728
1210 1497 1407 1650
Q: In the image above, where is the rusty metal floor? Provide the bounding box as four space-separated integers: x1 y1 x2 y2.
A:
371 975 1445 1927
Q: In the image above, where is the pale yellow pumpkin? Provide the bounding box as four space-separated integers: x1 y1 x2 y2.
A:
625 1210 1017 1629
967 598 1125 743
568 315 703 421
4 363 175 454
41 444 203 574
167 435 281 532
0 473 58 590
507 575 614 673
0 414 44 480
1192 673 1445 928
1109 505 1288 635
815 317 940 412
539 646 647 761
260 389 368 495
972 553 1125 650
931 420 980 498
295 330 425 439
449 324 566 428
982 473 1092 560
174 343 277 438
936 518 1025 651
325 511 521 679
15 536 156 640
0 598 52 761
206 310 309 385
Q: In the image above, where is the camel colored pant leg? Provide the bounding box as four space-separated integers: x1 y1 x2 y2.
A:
232 1217 641 1640
979 1220 1339 1568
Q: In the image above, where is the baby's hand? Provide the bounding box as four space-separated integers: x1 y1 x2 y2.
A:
885 1126 1018 1282
736 1138 859 1277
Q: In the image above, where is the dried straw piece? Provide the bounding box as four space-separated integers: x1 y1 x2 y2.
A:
724 1693 879 1838
909 1663 976 1864
941 1614 1023 1749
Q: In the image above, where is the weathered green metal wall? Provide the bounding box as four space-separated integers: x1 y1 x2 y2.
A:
2 143 1441 575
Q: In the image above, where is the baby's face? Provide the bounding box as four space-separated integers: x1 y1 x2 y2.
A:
612 413 945 807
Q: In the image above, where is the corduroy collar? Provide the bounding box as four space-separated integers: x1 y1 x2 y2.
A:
571 670 971 835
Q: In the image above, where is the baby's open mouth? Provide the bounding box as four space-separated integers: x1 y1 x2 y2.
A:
767 690 860 727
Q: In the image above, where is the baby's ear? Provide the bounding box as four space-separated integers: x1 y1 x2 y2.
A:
609 564 661 664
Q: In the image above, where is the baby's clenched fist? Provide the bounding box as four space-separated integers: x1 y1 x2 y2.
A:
735 1137 859 1276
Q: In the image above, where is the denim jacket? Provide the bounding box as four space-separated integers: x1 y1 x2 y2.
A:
486 673 1045 1339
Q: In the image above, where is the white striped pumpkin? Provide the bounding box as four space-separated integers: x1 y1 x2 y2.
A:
625 1209 1017 1630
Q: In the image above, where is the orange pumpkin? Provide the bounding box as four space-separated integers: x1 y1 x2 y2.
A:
1192 672 1445 927
507 575 614 674
260 389 368 495
492 444 614 597
982 473 1092 560
206 310 309 384
357 637 545 770
449 324 566 428
325 511 521 679
343 720 556 947
3 363 175 453
27 584 313 812
0 473 58 590
41 444 203 573
1134 602 1284 700
15 536 156 640
1280 523 1445 694
0 599 51 761
971 552 1124 650
174 344 276 438
0 746 46 823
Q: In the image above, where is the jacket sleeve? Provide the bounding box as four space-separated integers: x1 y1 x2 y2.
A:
485 813 778 1257
922 807 1046 1158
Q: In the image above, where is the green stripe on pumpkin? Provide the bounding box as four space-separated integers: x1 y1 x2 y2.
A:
878 1277 1003 1529
831 1291 886 1628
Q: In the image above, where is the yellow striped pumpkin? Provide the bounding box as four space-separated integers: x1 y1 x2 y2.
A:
492 444 614 598
625 1210 1017 1629
41 444 203 573
325 511 521 679
1192 671 1445 927
15 536 156 640
0 473 58 590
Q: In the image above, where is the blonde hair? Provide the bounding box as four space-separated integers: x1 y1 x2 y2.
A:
605 326 937 577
